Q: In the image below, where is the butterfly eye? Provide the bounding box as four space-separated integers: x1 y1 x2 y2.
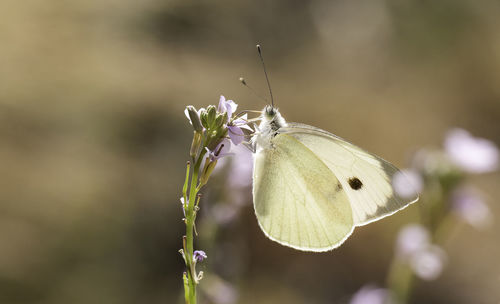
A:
265 106 276 116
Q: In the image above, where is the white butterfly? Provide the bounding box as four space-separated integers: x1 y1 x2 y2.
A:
251 105 419 252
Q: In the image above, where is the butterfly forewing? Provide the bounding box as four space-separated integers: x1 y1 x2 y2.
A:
280 123 419 226
253 133 354 251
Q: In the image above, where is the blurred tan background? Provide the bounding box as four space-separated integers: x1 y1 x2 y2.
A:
1 0 499 303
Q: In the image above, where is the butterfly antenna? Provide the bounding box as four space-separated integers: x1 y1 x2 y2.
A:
239 77 268 105
256 44 274 108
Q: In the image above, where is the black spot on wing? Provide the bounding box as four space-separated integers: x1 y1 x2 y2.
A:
348 177 363 190
335 183 343 192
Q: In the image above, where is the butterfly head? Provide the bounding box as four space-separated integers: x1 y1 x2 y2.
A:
253 106 287 150
264 105 277 119
259 105 287 133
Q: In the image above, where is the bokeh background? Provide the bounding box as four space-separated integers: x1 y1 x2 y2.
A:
1 0 500 303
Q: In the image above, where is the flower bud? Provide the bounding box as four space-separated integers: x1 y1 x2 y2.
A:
199 159 217 187
185 106 203 132
200 108 209 129
179 249 186 264
206 105 217 129
215 112 228 129
190 131 202 158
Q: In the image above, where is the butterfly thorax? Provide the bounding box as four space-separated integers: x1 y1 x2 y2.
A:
254 106 287 151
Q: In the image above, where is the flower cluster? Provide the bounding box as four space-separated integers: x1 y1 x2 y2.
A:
353 128 498 303
184 96 250 190
185 96 252 158
396 224 447 281
397 128 498 231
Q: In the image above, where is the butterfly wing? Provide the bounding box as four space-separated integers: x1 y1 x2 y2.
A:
279 123 419 226
253 133 354 251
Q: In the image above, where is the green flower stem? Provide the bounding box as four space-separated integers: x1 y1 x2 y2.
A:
181 102 232 303
183 272 189 302
386 257 415 303
434 214 462 246
183 148 207 304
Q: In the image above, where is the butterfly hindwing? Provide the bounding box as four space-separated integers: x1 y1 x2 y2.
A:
253 133 354 251
280 123 418 226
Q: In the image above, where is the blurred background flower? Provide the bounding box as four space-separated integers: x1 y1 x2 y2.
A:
350 285 395 304
395 224 430 258
444 128 499 173
451 186 493 230
384 127 497 303
409 245 447 281
393 170 423 199
1 0 500 303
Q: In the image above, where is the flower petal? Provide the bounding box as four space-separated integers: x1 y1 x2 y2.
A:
193 250 207 262
228 125 245 145
218 95 226 112
206 139 233 161
233 114 253 131
217 139 232 157
217 95 238 119
225 99 238 118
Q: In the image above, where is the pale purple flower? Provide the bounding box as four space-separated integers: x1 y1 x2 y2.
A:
228 113 253 145
350 285 394 304
227 143 253 189
232 114 253 131
228 125 245 145
444 128 499 173
210 144 253 225
193 250 207 262
206 139 233 161
393 169 423 199
396 224 430 258
218 95 238 120
451 187 493 229
409 245 447 281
